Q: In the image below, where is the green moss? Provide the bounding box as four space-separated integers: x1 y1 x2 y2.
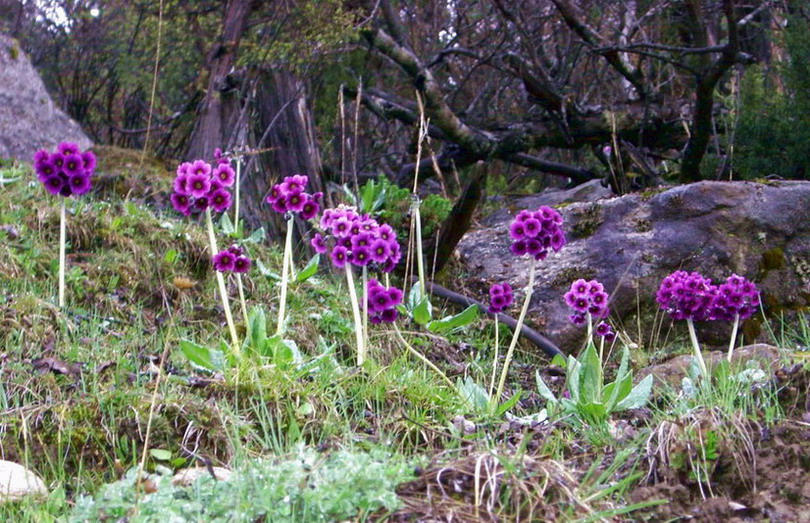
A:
571 203 603 239
761 247 786 272
551 267 598 287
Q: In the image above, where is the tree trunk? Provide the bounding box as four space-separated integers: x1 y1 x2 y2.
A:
185 0 254 160
241 69 325 240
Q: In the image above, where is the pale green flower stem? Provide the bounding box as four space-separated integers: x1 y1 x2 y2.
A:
345 264 366 365
686 318 709 378
236 273 248 324
727 314 740 362
58 200 66 308
495 258 537 401
276 216 294 335
205 209 240 351
488 316 500 398
393 324 453 387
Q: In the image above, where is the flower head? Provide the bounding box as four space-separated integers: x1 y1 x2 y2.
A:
366 279 403 323
212 250 236 272
33 143 95 198
564 279 609 321
711 274 760 321
656 271 717 322
488 283 514 314
316 204 401 271
509 206 566 260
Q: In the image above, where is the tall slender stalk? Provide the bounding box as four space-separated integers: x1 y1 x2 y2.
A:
236 273 248 323
393 324 453 387
488 316 500 397
362 267 369 350
686 318 709 378
276 216 294 335
58 200 66 308
345 264 366 365
412 199 427 300
233 155 241 235
727 314 740 362
205 209 239 350
496 259 537 402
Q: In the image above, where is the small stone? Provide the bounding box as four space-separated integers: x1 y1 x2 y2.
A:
171 466 231 487
0 460 48 503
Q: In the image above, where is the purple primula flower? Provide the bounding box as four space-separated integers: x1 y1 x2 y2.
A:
711 274 760 321
330 245 349 269
171 193 192 216
213 164 235 187
301 199 320 220
351 246 371 266
212 250 236 272
285 192 307 213
315 204 401 271
187 173 211 198
656 270 717 322
57 142 80 156
488 282 515 314
209 188 232 213
595 321 614 338
68 173 92 195
311 233 328 254
509 205 565 260
190 159 212 177
228 244 244 257
81 151 96 171
565 279 609 321
34 143 95 198
63 154 84 177
367 279 403 323
233 255 251 273
193 197 209 213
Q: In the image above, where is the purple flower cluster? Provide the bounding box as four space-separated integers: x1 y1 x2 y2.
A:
366 279 404 324
488 283 514 314
33 142 96 197
265 174 322 220
509 206 566 260
172 152 235 216
564 279 609 322
656 271 759 322
212 245 251 273
313 205 401 272
564 279 616 341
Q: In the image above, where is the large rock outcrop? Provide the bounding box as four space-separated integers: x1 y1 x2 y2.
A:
458 181 810 353
0 33 91 161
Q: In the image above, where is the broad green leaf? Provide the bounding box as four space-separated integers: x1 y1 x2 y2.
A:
149 449 172 461
579 343 602 404
259 334 285 359
180 339 225 371
427 305 478 334
567 355 582 404
407 282 423 312
455 377 490 414
577 401 607 425
245 307 267 352
220 213 235 235
615 374 653 411
246 227 266 243
412 297 433 325
295 254 320 283
535 371 558 404
495 390 521 416
551 353 567 368
604 372 632 412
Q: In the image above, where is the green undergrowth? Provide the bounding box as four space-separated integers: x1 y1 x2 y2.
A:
2 155 810 521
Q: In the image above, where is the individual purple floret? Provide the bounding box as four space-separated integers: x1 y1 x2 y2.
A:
366 278 403 324
509 206 566 260
212 250 236 272
488 283 514 314
315 204 402 273
656 270 717 322
711 274 760 321
33 142 96 198
564 279 610 323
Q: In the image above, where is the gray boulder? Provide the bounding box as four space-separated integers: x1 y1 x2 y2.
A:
458 181 810 354
0 33 91 161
